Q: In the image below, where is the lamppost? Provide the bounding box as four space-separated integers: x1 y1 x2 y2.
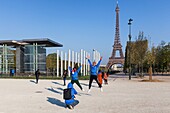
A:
128 18 133 80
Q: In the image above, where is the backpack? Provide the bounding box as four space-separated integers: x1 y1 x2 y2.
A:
63 88 71 100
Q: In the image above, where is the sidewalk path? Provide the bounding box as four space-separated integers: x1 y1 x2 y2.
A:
0 75 170 113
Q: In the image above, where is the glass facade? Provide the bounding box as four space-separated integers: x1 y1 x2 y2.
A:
0 45 15 74
24 44 46 73
0 39 62 75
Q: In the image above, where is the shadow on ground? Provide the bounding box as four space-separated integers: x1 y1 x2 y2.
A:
80 83 98 88
78 92 91 96
52 81 64 86
45 87 62 95
47 97 66 108
30 80 36 84
57 87 64 91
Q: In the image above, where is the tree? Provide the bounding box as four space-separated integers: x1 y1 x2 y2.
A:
145 46 156 81
155 41 170 74
124 31 148 75
134 32 148 75
46 53 58 75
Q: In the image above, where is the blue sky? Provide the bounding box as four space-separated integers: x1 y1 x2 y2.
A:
0 0 170 64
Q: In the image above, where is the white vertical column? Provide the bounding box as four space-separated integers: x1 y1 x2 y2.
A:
95 51 98 62
83 50 86 76
72 51 74 69
56 50 59 77
88 53 90 75
93 49 96 62
68 49 71 77
86 52 88 76
2 45 4 74
35 43 38 71
96 51 99 62
60 51 63 77
33 43 35 73
5 45 8 74
98 51 100 61
75 52 78 64
99 52 101 60
77 53 80 67
64 52 67 71
80 49 83 75
0 55 1 73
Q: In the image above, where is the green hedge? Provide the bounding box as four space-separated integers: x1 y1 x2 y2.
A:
0 75 90 80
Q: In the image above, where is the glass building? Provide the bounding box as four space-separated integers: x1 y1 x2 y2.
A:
0 38 63 74
0 44 15 74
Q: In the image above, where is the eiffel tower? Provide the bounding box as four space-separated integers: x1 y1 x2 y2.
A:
106 1 124 69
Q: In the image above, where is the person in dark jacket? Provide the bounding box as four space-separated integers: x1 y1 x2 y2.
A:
35 69 40 84
62 70 68 86
65 82 79 110
69 66 84 91
86 56 103 93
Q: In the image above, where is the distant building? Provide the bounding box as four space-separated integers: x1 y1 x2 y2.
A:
0 38 63 74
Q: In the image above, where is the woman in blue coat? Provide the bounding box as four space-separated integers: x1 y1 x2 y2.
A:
86 56 103 93
65 82 79 109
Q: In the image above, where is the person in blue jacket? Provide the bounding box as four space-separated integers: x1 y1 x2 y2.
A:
65 82 79 110
69 65 84 91
86 55 103 93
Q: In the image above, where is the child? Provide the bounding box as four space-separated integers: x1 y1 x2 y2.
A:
69 66 84 91
97 70 103 86
104 72 108 85
65 83 79 110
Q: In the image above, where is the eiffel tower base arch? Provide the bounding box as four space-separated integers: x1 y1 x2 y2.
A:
106 58 124 69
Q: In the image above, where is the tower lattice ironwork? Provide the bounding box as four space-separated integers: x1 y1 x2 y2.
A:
106 2 124 69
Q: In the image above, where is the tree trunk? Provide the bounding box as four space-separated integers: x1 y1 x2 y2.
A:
149 66 152 81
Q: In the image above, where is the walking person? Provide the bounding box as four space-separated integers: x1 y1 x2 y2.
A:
62 70 68 86
69 65 84 91
86 56 103 93
35 69 40 84
64 82 79 110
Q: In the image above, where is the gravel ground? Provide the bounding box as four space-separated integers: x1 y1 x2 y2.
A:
0 74 170 113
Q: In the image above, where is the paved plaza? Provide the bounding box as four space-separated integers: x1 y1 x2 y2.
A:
0 74 170 113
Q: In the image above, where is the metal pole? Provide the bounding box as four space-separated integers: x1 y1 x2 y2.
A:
128 18 133 80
